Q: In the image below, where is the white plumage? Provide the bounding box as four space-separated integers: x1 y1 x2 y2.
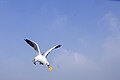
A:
24 39 61 71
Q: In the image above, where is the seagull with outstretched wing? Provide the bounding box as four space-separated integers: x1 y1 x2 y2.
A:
24 39 61 71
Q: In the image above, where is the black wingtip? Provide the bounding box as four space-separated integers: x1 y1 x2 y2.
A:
24 39 29 42
24 39 31 44
24 39 27 41
55 45 62 49
58 45 62 47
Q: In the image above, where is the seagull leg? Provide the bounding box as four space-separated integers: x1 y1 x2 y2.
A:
32 59 36 65
39 62 43 65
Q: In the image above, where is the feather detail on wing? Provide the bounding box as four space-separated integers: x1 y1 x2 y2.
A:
43 45 61 58
24 39 41 54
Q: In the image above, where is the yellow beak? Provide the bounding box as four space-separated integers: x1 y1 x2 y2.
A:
48 66 53 71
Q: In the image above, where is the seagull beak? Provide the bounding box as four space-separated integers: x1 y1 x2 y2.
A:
48 66 53 71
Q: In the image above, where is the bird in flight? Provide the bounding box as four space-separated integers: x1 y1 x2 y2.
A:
24 39 61 71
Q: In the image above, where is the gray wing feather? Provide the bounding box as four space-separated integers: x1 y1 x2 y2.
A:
43 45 61 58
24 39 40 54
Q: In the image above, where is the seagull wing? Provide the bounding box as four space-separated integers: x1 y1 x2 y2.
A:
24 39 41 54
43 45 61 58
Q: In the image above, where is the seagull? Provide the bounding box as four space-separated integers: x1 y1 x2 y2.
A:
24 39 61 71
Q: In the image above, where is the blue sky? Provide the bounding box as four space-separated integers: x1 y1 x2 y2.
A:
0 0 120 80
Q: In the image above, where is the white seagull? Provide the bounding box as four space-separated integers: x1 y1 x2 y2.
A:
24 39 61 71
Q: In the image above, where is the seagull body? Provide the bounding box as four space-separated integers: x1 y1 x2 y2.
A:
24 39 61 71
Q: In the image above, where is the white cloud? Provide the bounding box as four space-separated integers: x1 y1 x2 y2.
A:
51 15 67 29
50 13 120 80
101 35 120 80
98 12 120 35
51 49 103 80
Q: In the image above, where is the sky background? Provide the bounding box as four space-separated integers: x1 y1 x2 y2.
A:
0 0 120 80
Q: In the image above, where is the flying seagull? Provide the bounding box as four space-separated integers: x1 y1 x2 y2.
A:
24 39 61 71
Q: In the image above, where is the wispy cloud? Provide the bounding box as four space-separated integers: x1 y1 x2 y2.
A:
51 49 103 80
52 15 67 29
51 13 120 80
98 12 120 35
